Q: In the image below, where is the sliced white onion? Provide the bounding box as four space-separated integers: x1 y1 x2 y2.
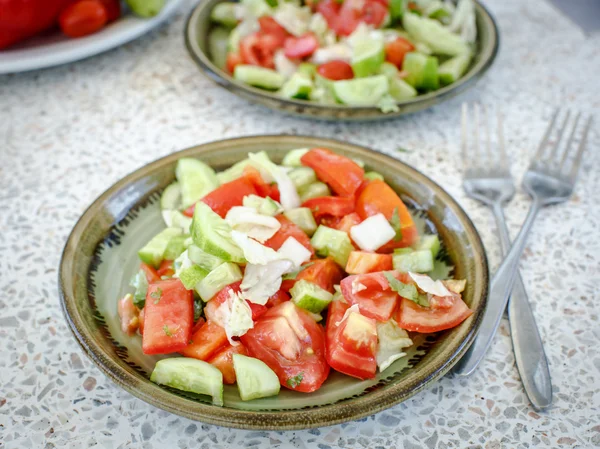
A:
350 213 396 251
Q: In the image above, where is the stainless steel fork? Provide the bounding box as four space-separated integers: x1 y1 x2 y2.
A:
454 108 593 381
458 103 552 410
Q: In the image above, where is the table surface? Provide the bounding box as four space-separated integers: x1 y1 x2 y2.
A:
1 0 599 447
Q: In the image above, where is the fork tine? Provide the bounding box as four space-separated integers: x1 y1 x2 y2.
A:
566 115 593 182
497 111 509 172
547 109 571 162
461 103 470 169
559 112 581 168
533 108 560 160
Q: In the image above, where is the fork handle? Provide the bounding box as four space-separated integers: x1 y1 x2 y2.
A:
492 203 553 410
453 197 542 376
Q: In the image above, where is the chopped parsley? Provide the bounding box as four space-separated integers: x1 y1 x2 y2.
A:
150 287 162 304
390 208 403 242
286 372 304 388
163 325 173 337
384 272 429 307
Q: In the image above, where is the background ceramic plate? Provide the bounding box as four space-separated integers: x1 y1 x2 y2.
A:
185 1 499 120
59 135 489 429
0 0 184 74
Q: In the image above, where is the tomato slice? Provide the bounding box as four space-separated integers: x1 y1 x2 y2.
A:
183 175 258 218
317 61 354 81
385 37 415 68
396 296 473 333
281 257 345 293
207 343 249 384
335 0 362 35
118 294 140 335
226 52 243 74
326 299 378 379
264 215 314 255
284 32 319 59
302 196 355 220
266 289 290 308
248 302 268 320
142 279 194 355
241 302 329 392
191 316 206 335
301 148 364 197
156 259 175 278
340 272 398 321
140 262 160 283
361 0 388 27
316 0 342 30
243 165 280 201
345 251 393 274
333 212 361 234
182 320 229 360
258 16 289 46
239 31 282 69
355 180 418 250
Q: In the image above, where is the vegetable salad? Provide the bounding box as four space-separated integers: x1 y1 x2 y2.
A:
118 148 473 405
208 0 477 112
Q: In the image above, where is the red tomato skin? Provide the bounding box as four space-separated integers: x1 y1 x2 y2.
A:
142 280 194 355
385 37 415 68
241 302 330 393
207 343 248 384
317 61 354 81
355 180 418 250
191 316 206 335
140 262 160 283
243 165 281 201
333 212 362 234
281 257 344 294
325 300 377 379
248 302 268 320
239 31 282 69
59 0 108 38
118 294 140 335
284 32 319 59
396 296 473 333
226 52 243 74
264 215 314 255
156 259 175 278
182 321 229 360
195 176 258 218
97 0 121 22
203 281 242 321
345 251 393 274
266 289 290 308
301 148 364 197
361 0 387 27
259 16 289 44
302 196 355 220
340 272 398 321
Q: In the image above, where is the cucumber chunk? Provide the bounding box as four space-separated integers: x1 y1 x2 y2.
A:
311 225 354 268
402 52 439 90
138 227 183 268
210 3 239 27
393 249 434 273
234 65 285 90
178 264 209 290
290 280 333 313
195 262 243 302
332 75 389 106
160 182 181 210
150 358 224 406
191 202 245 263
161 210 193 231
298 182 331 202
351 37 386 78
216 159 252 184
283 207 317 236
188 244 226 271
282 148 309 167
389 77 418 100
288 167 317 190
279 73 313 100
297 63 317 78
176 158 220 208
209 27 231 71
364 171 384 181
243 194 283 216
403 12 470 56
164 234 189 261
415 234 441 258
130 269 149 308
232 354 280 401
438 52 472 86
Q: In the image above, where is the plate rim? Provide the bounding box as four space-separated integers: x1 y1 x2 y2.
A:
59 135 489 430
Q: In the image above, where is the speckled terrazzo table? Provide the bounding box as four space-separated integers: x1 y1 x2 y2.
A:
1 0 599 447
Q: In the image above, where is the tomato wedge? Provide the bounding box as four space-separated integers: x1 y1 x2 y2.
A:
361 0 388 27
226 52 243 74
284 32 319 59
266 289 290 308
156 259 174 278
326 299 378 379
333 212 361 234
301 148 364 197
240 32 281 69
355 180 418 250
317 61 354 81
140 262 160 283
182 320 229 361
183 175 258 218
241 302 329 392
302 196 355 220
258 16 289 46
142 279 194 355
264 215 314 255
207 343 249 384
281 257 345 293
243 165 280 201
385 37 415 68
345 251 393 274
340 272 398 321
396 296 473 333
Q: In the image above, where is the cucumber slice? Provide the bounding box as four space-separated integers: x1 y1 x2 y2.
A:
279 73 313 100
438 52 472 86
234 65 285 90
162 210 193 231
393 249 434 273
188 244 226 271
393 247 414 255
243 194 283 216
282 148 309 167
240 0 272 18
138 227 183 268
126 0 165 17
150 358 224 406
390 77 418 100
176 158 220 208
415 234 441 258
232 354 280 401
210 3 239 27
297 62 317 78
403 12 470 56
283 207 317 236
130 269 149 308
209 27 231 71
298 182 331 202
290 280 333 313
216 159 252 184
402 52 439 90
364 171 384 181
332 75 389 106
288 167 317 190
164 234 189 261
160 182 181 210
351 38 385 78
195 262 243 302
178 264 209 290
191 202 245 263
311 225 354 268
380 61 399 79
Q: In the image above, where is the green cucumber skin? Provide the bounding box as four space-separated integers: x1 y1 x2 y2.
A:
232 354 280 401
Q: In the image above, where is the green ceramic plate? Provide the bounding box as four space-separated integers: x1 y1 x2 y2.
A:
59 136 488 429
185 1 499 121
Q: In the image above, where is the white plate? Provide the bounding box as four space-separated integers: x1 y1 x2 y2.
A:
0 0 184 74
